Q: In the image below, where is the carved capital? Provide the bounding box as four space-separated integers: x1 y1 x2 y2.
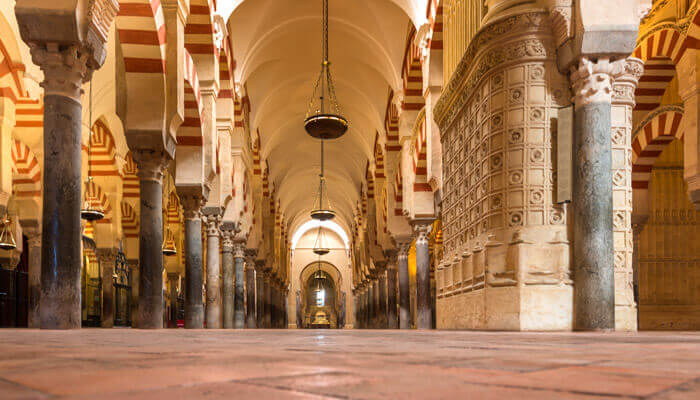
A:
220 228 234 249
612 57 644 106
132 150 169 183
570 58 615 107
204 215 222 237
383 249 398 268
180 194 205 220
232 241 245 259
95 248 118 265
28 43 91 101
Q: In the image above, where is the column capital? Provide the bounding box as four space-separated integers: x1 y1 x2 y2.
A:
27 43 91 101
95 247 118 264
132 150 170 183
232 241 246 259
570 57 615 107
383 249 398 267
204 214 222 237
611 57 644 106
180 194 206 220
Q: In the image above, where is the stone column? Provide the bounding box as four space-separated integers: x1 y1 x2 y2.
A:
233 241 245 329
264 271 272 328
378 267 388 329
181 195 205 328
97 249 117 328
397 241 411 329
25 230 41 328
134 152 169 329
167 273 179 327
571 58 616 331
128 260 139 328
255 261 265 328
205 214 222 328
244 250 257 328
385 250 398 329
221 228 234 329
412 220 433 329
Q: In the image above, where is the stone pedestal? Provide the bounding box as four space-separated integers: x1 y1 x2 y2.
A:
244 250 257 328
97 249 117 328
571 58 616 331
397 242 411 329
233 242 245 329
412 221 433 329
181 195 205 328
221 229 234 329
205 214 222 329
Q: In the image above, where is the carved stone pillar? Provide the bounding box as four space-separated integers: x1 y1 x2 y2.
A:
571 58 616 331
220 227 234 329
412 220 433 329
133 152 169 329
255 261 265 328
97 249 117 328
245 250 257 328
25 230 41 328
611 58 644 331
167 273 179 327
385 250 398 329
233 241 245 329
181 194 205 328
204 213 222 328
16 0 118 330
397 241 411 329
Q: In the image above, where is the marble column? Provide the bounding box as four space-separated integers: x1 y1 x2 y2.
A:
134 152 169 329
397 242 411 329
413 220 433 329
205 214 222 328
97 249 117 328
264 271 272 328
255 261 265 328
167 273 179 327
378 268 388 329
26 230 41 328
233 241 245 329
29 45 91 329
221 228 234 329
128 261 139 328
385 250 398 329
181 195 205 328
571 58 616 331
244 250 257 328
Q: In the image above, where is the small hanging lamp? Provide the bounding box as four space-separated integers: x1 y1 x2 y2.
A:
81 80 105 222
0 213 17 251
162 174 177 256
304 0 348 139
312 225 330 256
310 140 335 221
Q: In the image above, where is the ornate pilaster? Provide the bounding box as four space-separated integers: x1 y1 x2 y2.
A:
570 58 616 331
611 58 644 331
204 214 222 328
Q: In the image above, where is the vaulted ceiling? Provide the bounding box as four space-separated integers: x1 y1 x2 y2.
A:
225 0 426 235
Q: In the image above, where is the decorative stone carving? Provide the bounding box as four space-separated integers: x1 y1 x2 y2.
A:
570 58 615 107
28 44 91 101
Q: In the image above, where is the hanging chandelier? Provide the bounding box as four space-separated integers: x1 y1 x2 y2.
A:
312 225 330 256
304 0 348 139
81 80 105 222
310 140 335 221
0 212 17 251
162 173 177 256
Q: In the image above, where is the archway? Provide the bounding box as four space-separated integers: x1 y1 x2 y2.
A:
297 261 345 329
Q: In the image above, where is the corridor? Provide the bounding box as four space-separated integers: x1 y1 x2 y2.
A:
1 330 699 399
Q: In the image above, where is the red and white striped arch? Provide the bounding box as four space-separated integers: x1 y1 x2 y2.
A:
426 0 443 51
633 27 683 112
0 36 24 104
373 133 385 179
366 162 375 201
11 140 40 198
412 115 429 192
166 191 181 224
116 0 166 74
631 105 684 189
121 201 139 238
218 36 235 101
252 134 261 175
180 49 204 146
394 161 403 216
384 89 400 152
122 152 140 199
14 98 42 129
85 179 113 224
185 0 218 58
401 26 425 111
684 8 700 50
89 120 120 178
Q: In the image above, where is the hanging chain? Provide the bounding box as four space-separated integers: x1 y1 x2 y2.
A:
323 0 329 63
87 80 93 181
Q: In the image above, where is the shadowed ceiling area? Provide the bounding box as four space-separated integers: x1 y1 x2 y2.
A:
226 0 422 234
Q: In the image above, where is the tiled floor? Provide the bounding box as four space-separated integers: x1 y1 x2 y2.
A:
0 329 699 399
